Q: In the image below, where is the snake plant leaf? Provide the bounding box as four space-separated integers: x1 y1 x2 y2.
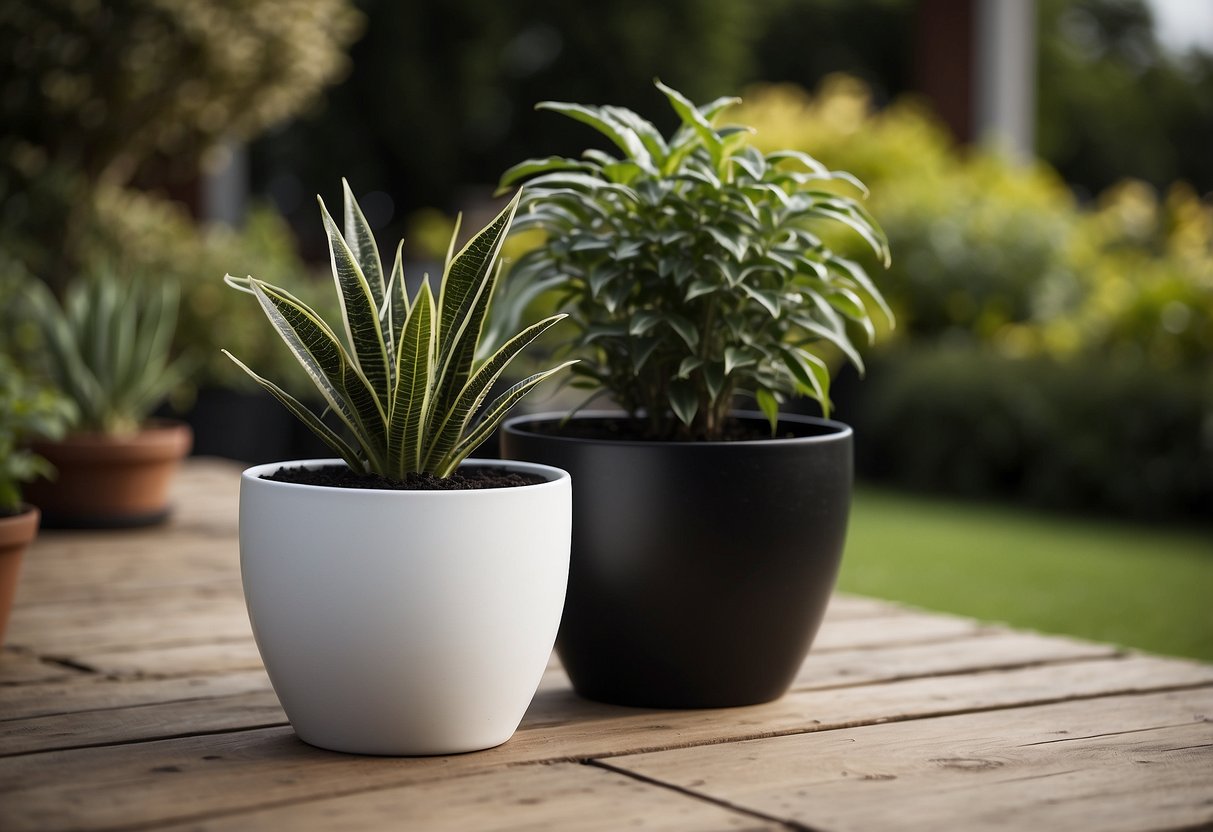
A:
244 279 384 466
318 196 392 401
227 183 572 480
421 313 567 473
341 178 385 310
222 351 364 472
388 280 435 477
439 360 578 477
433 193 519 424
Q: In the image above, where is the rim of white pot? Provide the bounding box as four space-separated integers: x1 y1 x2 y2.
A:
241 457 570 496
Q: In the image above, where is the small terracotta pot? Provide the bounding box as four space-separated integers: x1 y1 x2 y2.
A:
0 506 39 645
25 420 193 528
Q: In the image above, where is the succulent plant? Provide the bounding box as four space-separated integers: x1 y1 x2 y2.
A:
225 181 573 479
497 81 892 440
23 269 192 436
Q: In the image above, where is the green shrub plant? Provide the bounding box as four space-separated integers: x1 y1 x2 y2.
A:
498 81 891 440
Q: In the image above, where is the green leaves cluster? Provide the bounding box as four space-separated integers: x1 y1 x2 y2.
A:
497 81 892 440
0 354 74 514
225 181 573 479
24 271 192 436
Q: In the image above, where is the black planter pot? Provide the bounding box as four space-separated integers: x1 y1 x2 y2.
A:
500 411 853 709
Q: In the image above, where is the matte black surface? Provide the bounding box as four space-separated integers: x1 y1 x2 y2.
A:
501 411 853 709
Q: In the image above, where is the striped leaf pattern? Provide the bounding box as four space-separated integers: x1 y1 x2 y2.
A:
225 183 571 478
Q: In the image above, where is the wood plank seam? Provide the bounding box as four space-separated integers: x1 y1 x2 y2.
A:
789 647 1125 694
6 675 1209 765
582 679 1213 763
0 641 1121 724
0 720 290 760
585 758 817 832
807 626 998 655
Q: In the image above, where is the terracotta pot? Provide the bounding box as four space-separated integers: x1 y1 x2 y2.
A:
0 506 39 645
26 420 193 528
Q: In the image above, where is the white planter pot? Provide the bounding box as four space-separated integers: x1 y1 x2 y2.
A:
239 458 571 756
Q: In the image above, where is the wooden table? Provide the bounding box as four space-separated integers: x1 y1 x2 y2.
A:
2 460 1210 831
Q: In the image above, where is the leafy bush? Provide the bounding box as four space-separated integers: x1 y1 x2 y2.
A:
499 82 891 439
736 78 1078 344
854 346 1213 521
0 0 361 290
226 183 572 478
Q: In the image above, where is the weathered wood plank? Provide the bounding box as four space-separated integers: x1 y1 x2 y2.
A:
70 639 264 679
0 689 285 758
606 687 1213 832
151 761 777 832
1 656 1209 830
0 669 271 722
0 631 1120 756
6 592 252 653
0 648 89 685
808 609 989 651
791 630 1118 688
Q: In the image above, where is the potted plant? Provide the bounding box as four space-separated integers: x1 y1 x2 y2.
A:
0 356 73 645
21 272 194 528
496 82 893 708
225 181 574 756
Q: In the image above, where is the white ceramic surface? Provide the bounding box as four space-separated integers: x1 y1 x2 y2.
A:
239 458 571 756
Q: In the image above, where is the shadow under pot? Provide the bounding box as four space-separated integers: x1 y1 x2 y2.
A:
500 410 853 709
25 420 193 529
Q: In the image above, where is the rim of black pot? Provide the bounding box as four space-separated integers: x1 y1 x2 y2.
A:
502 410 853 448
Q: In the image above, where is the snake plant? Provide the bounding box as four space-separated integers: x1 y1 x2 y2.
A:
224 181 573 479
24 271 191 436
497 81 891 440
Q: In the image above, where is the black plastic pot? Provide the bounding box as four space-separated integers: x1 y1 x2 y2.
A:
500 411 853 709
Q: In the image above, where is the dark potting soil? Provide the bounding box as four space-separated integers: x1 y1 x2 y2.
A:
527 416 804 443
262 465 545 491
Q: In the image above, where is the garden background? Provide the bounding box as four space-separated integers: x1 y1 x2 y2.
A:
1 0 1209 658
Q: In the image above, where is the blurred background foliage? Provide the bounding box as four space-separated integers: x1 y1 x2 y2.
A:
737 77 1211 520
0 0 1209 517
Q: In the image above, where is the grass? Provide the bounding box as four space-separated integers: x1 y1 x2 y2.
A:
838 488 1213 662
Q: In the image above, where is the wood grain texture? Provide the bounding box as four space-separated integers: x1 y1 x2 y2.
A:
151 762 778 832
2 654 1209 830
0 632 1120 757
607 688 1213 832
3 460 1210 832
0 669 272 722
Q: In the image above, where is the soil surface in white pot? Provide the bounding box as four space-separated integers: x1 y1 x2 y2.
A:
261 464 545 491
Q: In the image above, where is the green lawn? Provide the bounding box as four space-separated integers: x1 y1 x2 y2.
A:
838 488 1213 662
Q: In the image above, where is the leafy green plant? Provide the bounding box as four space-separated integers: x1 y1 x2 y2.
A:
24 270 192 436
0 355 74 515
224 181 574 479
497 81 891 440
